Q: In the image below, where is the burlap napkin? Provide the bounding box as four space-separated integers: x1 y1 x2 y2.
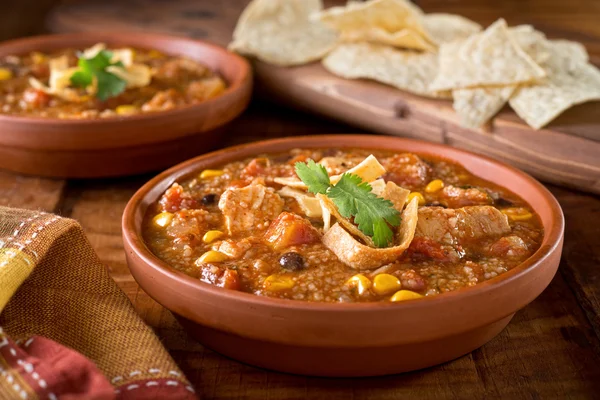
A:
0 207 198 399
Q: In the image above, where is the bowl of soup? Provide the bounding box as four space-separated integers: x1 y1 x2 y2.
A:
0 32 251 177
122 134 564 376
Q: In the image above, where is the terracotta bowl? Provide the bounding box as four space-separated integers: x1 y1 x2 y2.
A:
0 32 252 178
122 134 564 377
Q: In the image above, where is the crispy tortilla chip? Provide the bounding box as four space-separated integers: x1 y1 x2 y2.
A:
228 0 337 66
317 193 375 247
423 13 482 45
323 42 452 99
314 0 432 50
508 25 550 64
322 197 419 270
509 41 600 129
330 154 386 184
430 19 546 91
278 187 323 218
453 86 516 129
275 154 387 190
340 27 436 51
381 181 410 212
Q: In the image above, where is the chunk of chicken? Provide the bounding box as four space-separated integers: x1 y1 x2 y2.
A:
416 206 510 245
212 238 252 259
439 185 492 208
166 209 213 244
218 184 284 235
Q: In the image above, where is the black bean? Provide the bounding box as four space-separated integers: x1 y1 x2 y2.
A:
495 197 514 207
201 193 218 205
279 252 305 271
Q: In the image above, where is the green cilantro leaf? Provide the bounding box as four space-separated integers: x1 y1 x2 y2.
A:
328 174 400 248
293 161 401 248
69 49 127 101
295 160 330 194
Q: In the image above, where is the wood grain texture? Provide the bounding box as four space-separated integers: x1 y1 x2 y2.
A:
0 0 598 398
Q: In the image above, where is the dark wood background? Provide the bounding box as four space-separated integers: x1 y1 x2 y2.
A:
2 1 600 398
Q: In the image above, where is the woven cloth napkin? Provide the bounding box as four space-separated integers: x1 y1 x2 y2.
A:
0 207 198 399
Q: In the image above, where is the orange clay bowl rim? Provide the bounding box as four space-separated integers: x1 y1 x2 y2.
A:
0 32 250 125
123 134 564 312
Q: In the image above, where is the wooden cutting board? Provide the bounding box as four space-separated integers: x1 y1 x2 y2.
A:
46 0 600 194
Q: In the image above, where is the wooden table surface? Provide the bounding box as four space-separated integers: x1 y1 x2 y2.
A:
3 0 600 398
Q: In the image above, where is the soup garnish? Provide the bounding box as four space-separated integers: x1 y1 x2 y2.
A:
143 149 543 303
0 43 226 119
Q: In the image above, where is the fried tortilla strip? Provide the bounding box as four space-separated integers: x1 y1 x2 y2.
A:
322 197 419 270
317 193 375 247
278 186 322 218
430 19 546 92
381 181 410 212
323 42 452 99
228 0 337 66
274 154 386 189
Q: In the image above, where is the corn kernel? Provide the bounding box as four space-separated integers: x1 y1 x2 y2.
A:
196 250 229 264
203 230 224 243
263 274 295 291
407 192 425 206
31 51 47 65
373 274 401 295
200 169 225 179
0 68 13 81
391 290 424 302
501 207 533 221
346 274 372 295
152 212 173 227
115 105 138 115
425 179 444 193
148 49 164 59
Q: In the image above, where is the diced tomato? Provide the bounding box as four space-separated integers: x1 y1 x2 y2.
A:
407 237 457 262
22 88 51 108
242 158 270 177
159 183 198 212
287 154 308 165
217 269 241 290
227 178 252 189
264 212 320 250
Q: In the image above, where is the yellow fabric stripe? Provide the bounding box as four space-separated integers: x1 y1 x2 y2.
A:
0 248 34 312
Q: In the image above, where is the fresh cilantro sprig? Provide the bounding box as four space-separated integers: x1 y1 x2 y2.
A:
294 160 400 248
70 50 127 101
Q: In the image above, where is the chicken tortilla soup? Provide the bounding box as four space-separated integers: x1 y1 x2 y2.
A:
143 149 543 303
0 43 226 119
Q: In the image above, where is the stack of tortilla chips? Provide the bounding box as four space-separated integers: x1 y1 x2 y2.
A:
229 0 600 130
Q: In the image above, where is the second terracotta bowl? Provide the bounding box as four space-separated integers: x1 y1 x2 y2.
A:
122 135 564 377
0 32 252 178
